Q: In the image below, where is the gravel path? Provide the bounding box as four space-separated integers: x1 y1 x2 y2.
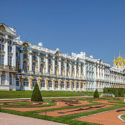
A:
0 112 66 125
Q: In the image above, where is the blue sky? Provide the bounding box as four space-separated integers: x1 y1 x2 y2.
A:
0 0 125 65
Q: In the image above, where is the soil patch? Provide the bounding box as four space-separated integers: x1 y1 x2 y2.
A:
77 108 125 125
39 104 113 117
2 100 89 112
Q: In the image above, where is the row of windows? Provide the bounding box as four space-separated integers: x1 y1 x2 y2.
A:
16 78 83 89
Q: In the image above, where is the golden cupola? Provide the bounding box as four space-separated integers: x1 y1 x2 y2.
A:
113 53 125 70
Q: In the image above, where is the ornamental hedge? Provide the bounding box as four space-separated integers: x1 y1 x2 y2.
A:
31 83 43 102
103 88 125 97
94 89 99 98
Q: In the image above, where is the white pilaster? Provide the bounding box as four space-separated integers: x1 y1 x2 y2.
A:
59 58 61 75
29 52 32 73
79 64 81 78
12 44 16 67
52 57 55 74
74 63 77 78
4 41 8 66
38 55 40 73
65 61 67 77
69 63 72 78
45 54 48 74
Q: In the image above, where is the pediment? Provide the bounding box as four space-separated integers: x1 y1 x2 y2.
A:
0 23 18 38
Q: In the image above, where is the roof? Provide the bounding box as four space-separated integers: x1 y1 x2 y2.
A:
0 23 18 38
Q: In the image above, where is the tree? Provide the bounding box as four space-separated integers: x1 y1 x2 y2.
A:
31 83 43 102
94 89 99 98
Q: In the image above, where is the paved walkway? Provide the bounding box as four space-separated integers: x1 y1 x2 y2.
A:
0 112 66 125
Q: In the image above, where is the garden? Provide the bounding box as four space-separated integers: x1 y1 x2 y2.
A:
0 87 125 125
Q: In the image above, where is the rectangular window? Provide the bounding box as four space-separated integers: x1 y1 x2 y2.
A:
8 56 12 66
8 46 12 53
0 55 4 65
0 44 4 52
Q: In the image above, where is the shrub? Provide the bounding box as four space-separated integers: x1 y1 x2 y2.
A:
31 83 43 102
103 88 125 97
94 89 99 98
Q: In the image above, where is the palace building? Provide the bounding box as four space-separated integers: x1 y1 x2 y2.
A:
0 23 125 91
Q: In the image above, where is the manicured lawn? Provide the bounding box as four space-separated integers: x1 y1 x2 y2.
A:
1 99 56 108
1 96 125 125
121 114 125 121
0 90 98 99
1 103 124 125
109 100 125 104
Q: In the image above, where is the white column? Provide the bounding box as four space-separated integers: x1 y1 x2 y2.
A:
65 61 67 77
45 54 48 74
52 57 55 74
58 57 61 75
4 40 8 66
12 43 16 67
70 63 72 78
74 63 77 78
29 53 32 73
79 64 81 78
38 55 40 73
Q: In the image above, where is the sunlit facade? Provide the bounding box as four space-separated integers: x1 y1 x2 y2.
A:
0 24 125 91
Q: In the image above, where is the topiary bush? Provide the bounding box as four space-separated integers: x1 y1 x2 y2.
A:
94 89 99 98
31 83 43 102
103 88 125 97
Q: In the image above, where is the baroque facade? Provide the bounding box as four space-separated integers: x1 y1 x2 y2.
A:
0 24 125 91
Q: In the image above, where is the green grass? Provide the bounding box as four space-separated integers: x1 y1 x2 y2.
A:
12 101 32 105
109 100 125 104
1 100 56 108
80 91 102 96
0 90 102 99
121 114 125 121
1 103 124 125
0 90 84 99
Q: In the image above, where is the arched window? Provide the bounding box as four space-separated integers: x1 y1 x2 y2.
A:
23 78 29 87
23 61 28 72
32 79 37 87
